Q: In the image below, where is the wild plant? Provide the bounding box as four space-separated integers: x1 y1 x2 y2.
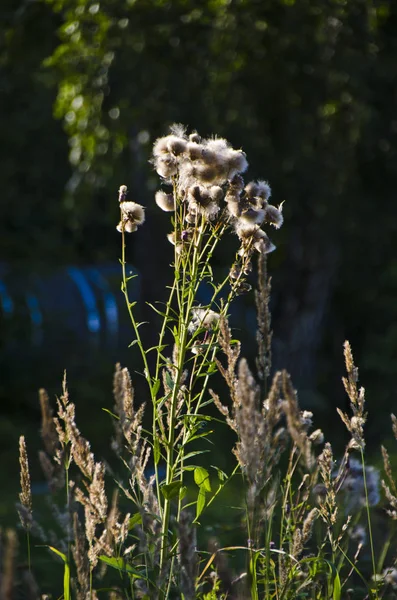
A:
15 125 397 599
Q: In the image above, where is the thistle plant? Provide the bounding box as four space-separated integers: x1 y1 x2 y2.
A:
118 124 283 579
15 125 397 600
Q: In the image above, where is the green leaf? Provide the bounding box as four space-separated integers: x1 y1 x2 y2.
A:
47 547 69 600
146 302 168 317
152 379 161 397
180 450 210 461
211 466 227 482
47 546 67 562
194 466 211 492
196 487 206 520
161 480 183 500
153 436 160 465
128 339 138 348
179 486 188 500
102 408 119 420
187 430 213 444
333 571 341 600
128 513 142 529
64 561 70 600
98 556 142 578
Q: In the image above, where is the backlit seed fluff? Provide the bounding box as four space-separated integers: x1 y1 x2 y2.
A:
193 164 220 184
227 150 248 175
210 186 223 202
229 174 245 192
189 132 201 144
240 207 266 226
265 205 284 229
118 184 128 202
235 220 260 239
167 135 187 156
117 201 145 233
253 230 276 254
188 185 211 207
245 182 259 198
152 136 170 157
226 200 241 218
188 307 220 333
187 142 203 160
155 190 175 212
206 137 230 153
155 156 178 178
256 180 272 200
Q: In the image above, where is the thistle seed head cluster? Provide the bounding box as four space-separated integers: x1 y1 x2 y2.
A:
151 124 284 270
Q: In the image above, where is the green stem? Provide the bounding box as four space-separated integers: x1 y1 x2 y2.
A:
159 218 205 575
121 227 153 398
361 447 378 599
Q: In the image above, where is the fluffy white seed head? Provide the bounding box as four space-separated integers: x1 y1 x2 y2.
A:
155 155 178 179
155 190 175 212
239 207 266 226
265 204 284 229
256 180 272 200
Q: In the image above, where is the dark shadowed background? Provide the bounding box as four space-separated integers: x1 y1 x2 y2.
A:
2 0 397 525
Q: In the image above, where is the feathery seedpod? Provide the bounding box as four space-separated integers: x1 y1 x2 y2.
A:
193 164 223 185
189 131 201 144
188 185 211 208
152 136 171 157
117 201 145 233
167 229 194 254
167 135 187 156
187 142 203 161
226 200 241 219
245 180 272 202
206 137 230 154
252 230 276 254
210 185 224 202
226 149 248 178
187 185 220 221
229 173 245 192
155 190 175 212
118 184 128 203
256 180 272 200
239 207 266 226
155 155 178 179
265 204 284 229
235 220 261 239
188 307 220 334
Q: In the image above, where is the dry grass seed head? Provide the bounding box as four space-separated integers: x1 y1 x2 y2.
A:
18 436 32 531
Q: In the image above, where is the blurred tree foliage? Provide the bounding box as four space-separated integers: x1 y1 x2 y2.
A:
2 0 397 436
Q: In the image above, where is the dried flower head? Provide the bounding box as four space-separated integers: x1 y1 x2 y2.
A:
188 307 220 334
17 436 32 531
155 190 175 212
117 201 146 233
